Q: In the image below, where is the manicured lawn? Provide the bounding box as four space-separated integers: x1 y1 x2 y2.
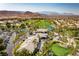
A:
51 43 71 56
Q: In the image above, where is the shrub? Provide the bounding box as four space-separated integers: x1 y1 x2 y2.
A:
0 51 8 56
13 41 24 55
6 22 11 28
0 44 6 51
15 49 32 56
0 38 3 44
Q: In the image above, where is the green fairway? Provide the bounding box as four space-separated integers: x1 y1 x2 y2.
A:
51 43 71 56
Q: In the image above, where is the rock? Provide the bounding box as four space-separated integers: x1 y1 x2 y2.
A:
6 32 16 56
17 35 39 53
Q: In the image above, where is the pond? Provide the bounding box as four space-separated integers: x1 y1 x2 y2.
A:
50 43 71 56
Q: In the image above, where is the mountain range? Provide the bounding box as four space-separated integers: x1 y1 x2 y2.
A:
0 10 78 19
38 11 75 16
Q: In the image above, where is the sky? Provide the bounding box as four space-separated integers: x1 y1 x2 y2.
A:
0 3 79 15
